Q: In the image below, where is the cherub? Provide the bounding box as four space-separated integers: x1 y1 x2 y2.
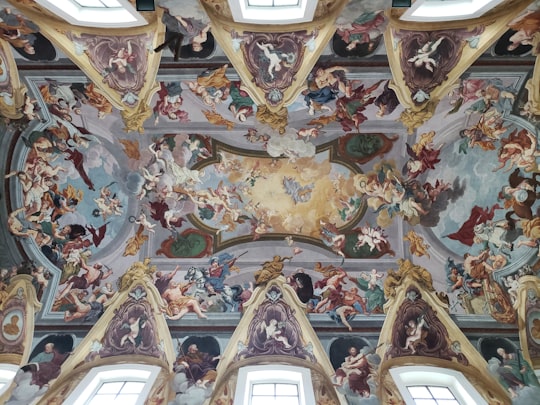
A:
256 42 295 81
104 40 136 76
361 269 384 290
408 37 444 72
403 314 428 354
93 184 123 220
120 315 147 346
354 225 387 252
296 127 320 140
133 212 156 233
261 318 291 348
502 274 519 304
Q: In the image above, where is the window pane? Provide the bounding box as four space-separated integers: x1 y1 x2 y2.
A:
74 0 108 7
252 396 277 405
428 386 455 399
252 398 299 405
436 401 460 405
101 0 121 6
253 384 275 395
274 0 299 5
121 381 145 394
414 400 438 405
248 0 273 6
279 397 300 405
87 394 117 405
113 394 140 405
276 384 298 396
409 386 432 398
97 382 124 394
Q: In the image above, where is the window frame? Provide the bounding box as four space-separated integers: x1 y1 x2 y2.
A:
34 0 148 28
227 0 317 24
234 365 315 405
0 364 19 397
389 366 488 405
399 0 505 23
63 364 161 405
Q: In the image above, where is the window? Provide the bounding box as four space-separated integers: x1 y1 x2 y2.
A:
400 0 505 22
34 0 147 28
251 382 299 405
407 385 459 405
63 364 161 405
234 365 315 405
247 0 299 6
86 380 146 405
0 364 18 397
228 0 316 24
389 366 487 405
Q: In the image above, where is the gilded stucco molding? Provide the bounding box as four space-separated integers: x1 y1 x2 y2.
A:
38 258 176 404
377 260 510 405
516 274 540 370
199 0 349 116
525 33 540 116
255 104 289 134
398 101 436 135
382 259 435 302
378 357 510 405
10 1 164 134
0 39 27 120
0 275 42 403
209 275 345 404
384 0 532 112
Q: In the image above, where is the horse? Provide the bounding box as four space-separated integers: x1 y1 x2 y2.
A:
501 168 540 228
184 266 207 292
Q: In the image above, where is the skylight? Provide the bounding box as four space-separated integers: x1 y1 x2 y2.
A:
400 0 505 22
407 385 460 405
389 366 488 405
63 365 161 405
228 0 316 24
234 366 315 405
0 365 18 397
251 382 300 405
35 0 148 28
247 0 300 5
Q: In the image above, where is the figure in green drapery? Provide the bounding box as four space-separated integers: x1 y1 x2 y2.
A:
495 347 540 399
351 275 385 313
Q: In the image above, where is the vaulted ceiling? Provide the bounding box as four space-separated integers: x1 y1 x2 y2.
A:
0 0 539 341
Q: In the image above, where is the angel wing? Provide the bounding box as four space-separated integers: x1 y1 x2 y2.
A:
307 112 338 127
123 225 148 256
61 184 84 204
203 110 235 130
119 139 141 160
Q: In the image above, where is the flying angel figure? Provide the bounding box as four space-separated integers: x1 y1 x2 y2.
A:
282 176 314 204
408 37 444 72
256 41 296 81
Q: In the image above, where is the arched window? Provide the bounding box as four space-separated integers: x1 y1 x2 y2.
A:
389 366 487 405
234 365 316 405
63 364 161 405
228 0 316 24
34 0 148 28
0 364 18 397
399 0 505 22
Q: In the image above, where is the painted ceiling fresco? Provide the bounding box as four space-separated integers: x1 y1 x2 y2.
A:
0 0 538 322
0 0 540 404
